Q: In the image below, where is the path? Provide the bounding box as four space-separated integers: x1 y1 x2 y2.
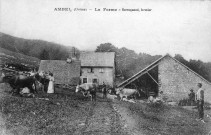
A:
105 93 144 135
74 95 128 135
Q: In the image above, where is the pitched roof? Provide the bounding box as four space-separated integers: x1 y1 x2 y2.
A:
38 60 81 85
118 54 211 87
80 52 115 67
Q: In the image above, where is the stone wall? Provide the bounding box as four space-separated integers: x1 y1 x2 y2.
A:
81 67 114 87
158 56 211 103
39 60 81 85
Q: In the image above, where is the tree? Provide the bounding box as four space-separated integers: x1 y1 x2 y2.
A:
95 43 118 52
174 54 189 66
175 54 211 82
40 49 50 60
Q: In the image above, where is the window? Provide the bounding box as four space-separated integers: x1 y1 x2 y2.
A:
93 78 98 83
99 68 104 73
82 78 87 83
87 68 94 73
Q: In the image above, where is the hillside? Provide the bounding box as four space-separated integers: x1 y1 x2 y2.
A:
0 32 76 60
0 47 40 70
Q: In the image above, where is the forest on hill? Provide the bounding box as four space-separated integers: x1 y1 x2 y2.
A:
0 32 211 82
0 32 72 60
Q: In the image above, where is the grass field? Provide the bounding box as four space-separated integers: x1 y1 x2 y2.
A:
0 83 211 135
113 100 211 135
0 84 127 135
0 84 93 134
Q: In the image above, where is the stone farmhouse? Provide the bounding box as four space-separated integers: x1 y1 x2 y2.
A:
118 54 211 103
79 52 115 87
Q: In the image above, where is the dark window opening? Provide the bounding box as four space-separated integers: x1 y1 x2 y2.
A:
93 78 98 83
83 78 87 83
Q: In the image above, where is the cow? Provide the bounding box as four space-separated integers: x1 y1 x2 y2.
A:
116 88 140 101
75 83 98 101
2 72 37 95
108 94 118 100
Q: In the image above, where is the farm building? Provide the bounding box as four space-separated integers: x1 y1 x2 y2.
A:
79 52 115 87
118 54 211 103
38 60 81 86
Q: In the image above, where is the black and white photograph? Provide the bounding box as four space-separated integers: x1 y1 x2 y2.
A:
0 0 211 134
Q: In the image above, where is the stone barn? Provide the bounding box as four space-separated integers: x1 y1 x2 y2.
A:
38 60 81 86
79 52 115 87
118 54 211 103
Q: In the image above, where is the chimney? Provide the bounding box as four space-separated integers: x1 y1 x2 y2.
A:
67 47 77 63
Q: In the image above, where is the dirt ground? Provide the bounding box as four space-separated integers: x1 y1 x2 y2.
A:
0 83 211 135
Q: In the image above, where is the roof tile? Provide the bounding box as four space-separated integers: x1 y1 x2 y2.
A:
80 52 115 67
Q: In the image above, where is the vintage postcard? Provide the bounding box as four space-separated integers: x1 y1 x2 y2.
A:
0 0 211 134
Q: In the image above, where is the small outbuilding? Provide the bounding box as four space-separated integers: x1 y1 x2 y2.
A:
38 60 81 86
118 54 211 103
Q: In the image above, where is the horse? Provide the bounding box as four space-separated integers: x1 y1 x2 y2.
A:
1 73 38 95
75 83 98 101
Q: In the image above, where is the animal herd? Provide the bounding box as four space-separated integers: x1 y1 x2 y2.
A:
1 72 141 101
75 83 141 101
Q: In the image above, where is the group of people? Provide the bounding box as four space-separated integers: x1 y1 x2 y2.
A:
19 70 55 95
38 71 55 94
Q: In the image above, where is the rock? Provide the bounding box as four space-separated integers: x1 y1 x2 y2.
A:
79 123 85 126
139 100 145 103
128 99 136 103
122 98 128 101
168 102 178 106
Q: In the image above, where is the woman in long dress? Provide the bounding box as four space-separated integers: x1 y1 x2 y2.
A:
47 73 54 93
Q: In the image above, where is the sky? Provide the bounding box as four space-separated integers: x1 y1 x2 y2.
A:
0 0 211 62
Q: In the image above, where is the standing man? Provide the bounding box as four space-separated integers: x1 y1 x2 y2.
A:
90 83 97 101
196 83 205 123
102 82 107 99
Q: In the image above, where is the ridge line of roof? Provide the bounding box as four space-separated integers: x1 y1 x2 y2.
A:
40 60 80 62
80 52 115 53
